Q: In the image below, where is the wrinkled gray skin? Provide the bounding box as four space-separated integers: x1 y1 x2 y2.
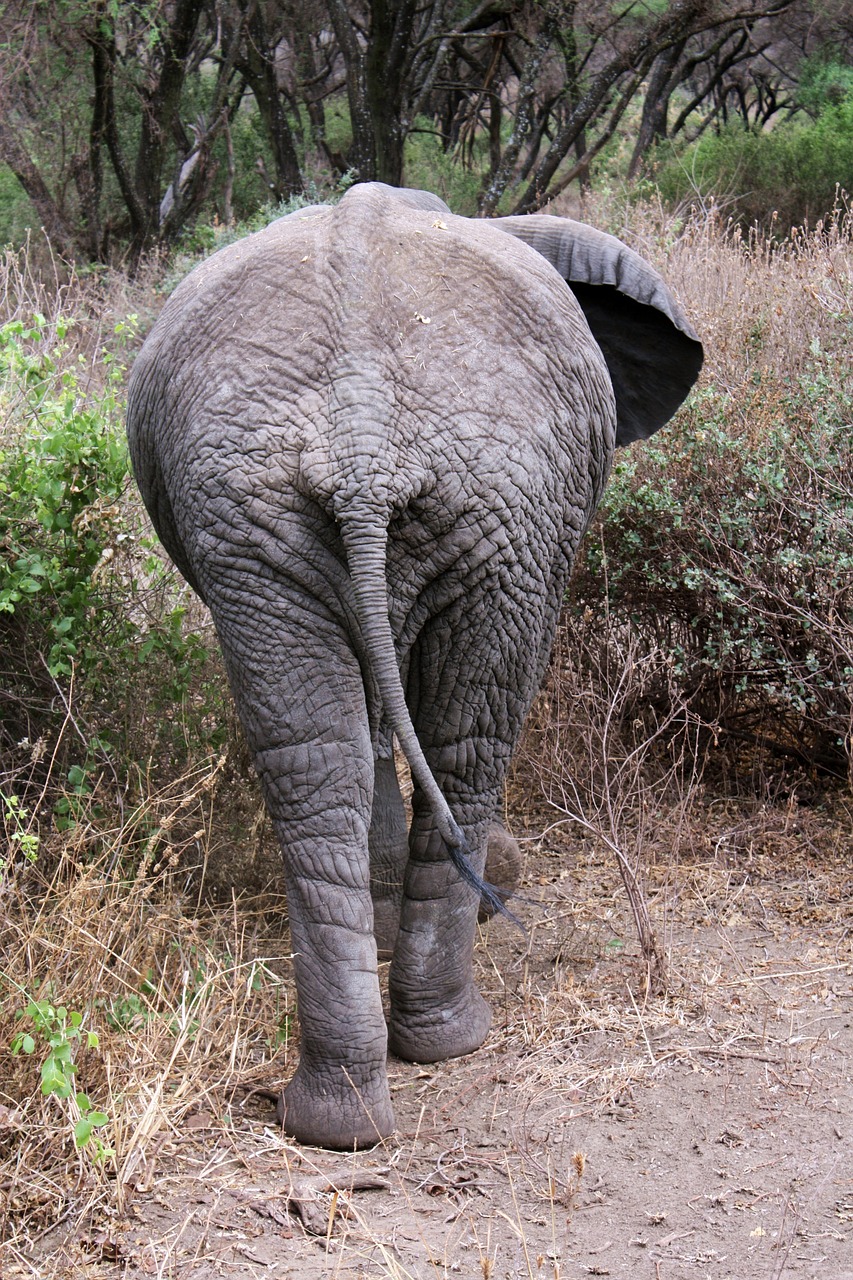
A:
127 183 702 1150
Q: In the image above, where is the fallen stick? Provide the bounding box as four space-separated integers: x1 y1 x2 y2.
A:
287 1169 390 1234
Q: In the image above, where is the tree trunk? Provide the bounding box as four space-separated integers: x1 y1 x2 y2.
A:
513 0 710 212
328 0 418 186
0 115 76 257
628 41 685 179
367 0 416 183
478 3 559 215
237 0 303 200
131 0 205 254
328 0 376 179
86 14 147 252
292 25 346 173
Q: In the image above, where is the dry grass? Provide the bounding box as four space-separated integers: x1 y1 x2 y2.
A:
0 765 296 1256
663 202 853 394
562 189 853 395
0 235 163 436
2 784 849 1275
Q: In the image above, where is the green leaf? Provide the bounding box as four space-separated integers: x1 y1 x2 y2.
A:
40 1060 71 1097
74 1117 94 1147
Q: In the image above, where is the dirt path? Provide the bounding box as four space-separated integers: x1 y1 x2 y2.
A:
14 817 853 1280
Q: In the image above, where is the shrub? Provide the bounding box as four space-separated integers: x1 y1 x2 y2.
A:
0 314 130 678
655 94 853 232
530 196 853 793
567 362 853 781
0 303 227 857
797 54 853 118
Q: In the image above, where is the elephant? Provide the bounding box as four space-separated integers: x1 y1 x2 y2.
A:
126 181 702 1150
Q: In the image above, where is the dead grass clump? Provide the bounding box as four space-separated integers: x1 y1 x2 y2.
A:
513 613 709 993
669 204 853 393
574 191 853 396
0 767 295 1258
0 235 165 375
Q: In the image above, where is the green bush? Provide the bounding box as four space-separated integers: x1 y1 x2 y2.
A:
0 315 130 677
656 93 853 232
569 360 853 776
797 54 853 117
0 166 38 247
1 312 227 846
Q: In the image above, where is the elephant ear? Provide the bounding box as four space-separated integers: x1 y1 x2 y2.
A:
489 215 703 446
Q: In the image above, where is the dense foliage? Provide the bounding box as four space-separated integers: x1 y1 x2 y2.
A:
571 370 853 777
2 1 853 259
0 306 225 849
0 315 129 678
656 88 853 231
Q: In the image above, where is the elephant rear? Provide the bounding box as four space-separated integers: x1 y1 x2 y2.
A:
126 182 702 1150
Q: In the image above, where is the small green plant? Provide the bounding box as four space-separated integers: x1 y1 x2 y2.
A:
52 736 114 832
101 991 148 1032
245 959 293 1050
1 792 40 868
11 996 114 1160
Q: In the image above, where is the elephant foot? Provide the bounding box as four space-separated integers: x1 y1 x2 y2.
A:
388 984 491 1064
277 1064 395 1150
479 822 523 922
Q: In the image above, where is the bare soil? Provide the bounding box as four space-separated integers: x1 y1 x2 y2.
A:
6 801 852 1280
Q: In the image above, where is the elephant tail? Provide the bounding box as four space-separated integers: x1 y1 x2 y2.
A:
341 522 512 921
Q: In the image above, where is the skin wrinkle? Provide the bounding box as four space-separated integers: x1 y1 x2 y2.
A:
198 507 353 632
125 183 699 1148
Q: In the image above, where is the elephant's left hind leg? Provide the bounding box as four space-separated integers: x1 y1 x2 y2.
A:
387 796 493 1064
387 584 538 1066
203 571 395 1150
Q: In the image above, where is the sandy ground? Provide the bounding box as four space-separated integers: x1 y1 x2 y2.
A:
8 811 852 1280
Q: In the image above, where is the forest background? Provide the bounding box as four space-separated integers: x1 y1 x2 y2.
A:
0 1 852 1273
2 0 853 256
